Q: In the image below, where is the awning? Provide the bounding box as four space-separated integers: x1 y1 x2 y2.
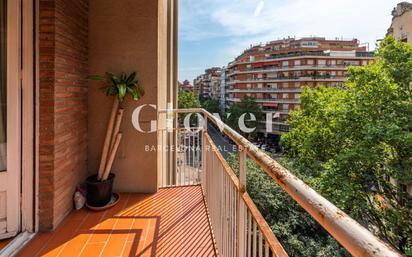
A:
252 62 264 68
263 103 278 107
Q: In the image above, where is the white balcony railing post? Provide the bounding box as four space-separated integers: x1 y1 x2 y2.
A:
238 149 247 257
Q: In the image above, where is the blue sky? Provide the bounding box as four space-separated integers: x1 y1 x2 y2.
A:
178 0 400 82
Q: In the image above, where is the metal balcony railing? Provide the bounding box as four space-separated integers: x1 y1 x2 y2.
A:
157 108 401 257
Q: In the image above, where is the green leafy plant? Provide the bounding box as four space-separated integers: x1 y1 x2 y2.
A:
88 72 144 103
87 71 145 182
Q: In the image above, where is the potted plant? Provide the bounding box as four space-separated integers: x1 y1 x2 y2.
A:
87 72 144 207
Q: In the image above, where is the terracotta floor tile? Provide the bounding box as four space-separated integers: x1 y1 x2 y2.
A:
78 242 104 257
16 186 217 257
0 237 13 251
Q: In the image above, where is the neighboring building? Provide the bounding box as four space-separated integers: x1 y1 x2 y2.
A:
387 2 412 44
179 80 194 92
387 2 412 198
220 67 228 111
226 37 374 136
193 67 222 100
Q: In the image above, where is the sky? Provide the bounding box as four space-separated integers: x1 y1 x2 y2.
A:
178 0 401 82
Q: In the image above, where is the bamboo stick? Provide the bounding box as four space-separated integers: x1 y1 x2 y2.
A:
101 133 123 181
97 97 119 180
108 108 124 156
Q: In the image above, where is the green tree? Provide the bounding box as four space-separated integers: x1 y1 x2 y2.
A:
201 99 220 114
226 96 263 139
178 91 200 109
178 91 201 126
227 154 349 257
281 36 412 254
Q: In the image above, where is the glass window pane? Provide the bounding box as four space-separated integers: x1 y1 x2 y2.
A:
0 0 6 171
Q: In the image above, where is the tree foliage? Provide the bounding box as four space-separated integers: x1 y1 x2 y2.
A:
226 96 263 139
281 36 412 254
201 99 221 114
227 154 350 257
178 91 200 109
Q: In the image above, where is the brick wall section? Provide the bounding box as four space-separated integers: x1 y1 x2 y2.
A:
39 0 89 231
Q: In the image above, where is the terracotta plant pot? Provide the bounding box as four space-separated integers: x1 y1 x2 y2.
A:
86 173 115 207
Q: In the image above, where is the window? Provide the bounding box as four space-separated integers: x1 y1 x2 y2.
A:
318 60 326 65
271 83 277 89
257 83 263 88
282 104 289 111
307 59 314 65
247 83 251 89
282 61 289 67
282 82 288 88
270 94 277 99
294 60 301 66
295 82 301 88
249 56 255 62
283 93 288 99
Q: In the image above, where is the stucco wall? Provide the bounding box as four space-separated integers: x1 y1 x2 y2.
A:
88 0 164 193
390 11 412 44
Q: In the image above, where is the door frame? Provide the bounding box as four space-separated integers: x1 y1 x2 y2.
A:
1 0 23 239
21 0 35 234
0 0 35 250
1 0 35 238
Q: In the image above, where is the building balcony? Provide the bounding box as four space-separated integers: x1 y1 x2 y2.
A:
15 109 399 257
226 97 300 104
226 88 302 93
227 64 351 76
227 76 347 85
227 51 374 67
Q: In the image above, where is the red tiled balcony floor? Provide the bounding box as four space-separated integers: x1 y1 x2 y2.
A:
0 238 12 251
17 186 217 257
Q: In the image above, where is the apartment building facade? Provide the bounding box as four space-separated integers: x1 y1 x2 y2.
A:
226 37 374 135
220 67 228 110
388 2 412 44
193 67 222 100
179 80 194 92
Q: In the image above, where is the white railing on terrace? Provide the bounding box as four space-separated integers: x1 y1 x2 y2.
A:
157 108 401 257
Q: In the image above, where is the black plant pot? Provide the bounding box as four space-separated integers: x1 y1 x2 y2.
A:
86 173 115 207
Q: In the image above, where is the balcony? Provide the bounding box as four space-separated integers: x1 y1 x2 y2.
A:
255 98 300 104
18 109 400 257
226 88 302 93
227 51 374 67
227 76 347 85
227 64 350 76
